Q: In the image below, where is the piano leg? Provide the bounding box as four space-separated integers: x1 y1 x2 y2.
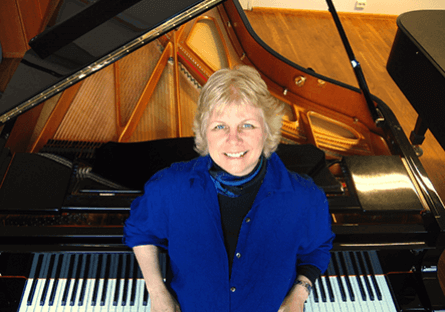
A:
409 116 428 156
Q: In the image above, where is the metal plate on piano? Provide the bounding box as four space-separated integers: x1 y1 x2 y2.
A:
344 156 424 212
0 0 223 124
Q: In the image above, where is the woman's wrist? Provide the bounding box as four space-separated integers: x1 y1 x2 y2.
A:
294 280 312 296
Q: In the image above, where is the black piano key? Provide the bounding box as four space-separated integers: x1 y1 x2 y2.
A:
365 251 383 300
49 254 64 306
27 254 44 306
358 251 375 301
40 254 56 306
312 277 320 303
130 256 139 306
61 254 75 306
339 252 355 302
92 254 103 306
143 281 149 306
323 271 335 302
332 253 347 302
326 259 336 276
113 254 124 306
317 277 327 302
69 254 82 306
122 253 131 306
78 254 91 306
100 254 112 306
349 252 367 301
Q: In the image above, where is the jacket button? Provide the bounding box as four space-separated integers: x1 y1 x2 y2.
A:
245 218 251 223
236 252 241 259
230 287 236 292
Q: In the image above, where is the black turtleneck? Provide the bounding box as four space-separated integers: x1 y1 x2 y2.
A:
213 158 266 276
211 158 321 284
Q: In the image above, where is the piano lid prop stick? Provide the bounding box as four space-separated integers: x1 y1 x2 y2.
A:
325 0 384 125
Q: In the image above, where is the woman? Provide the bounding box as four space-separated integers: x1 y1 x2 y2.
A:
123 65 334 312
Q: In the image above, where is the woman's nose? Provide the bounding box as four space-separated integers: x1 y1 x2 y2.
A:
227 128 242 142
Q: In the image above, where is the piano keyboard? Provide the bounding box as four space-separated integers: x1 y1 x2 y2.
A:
306 251 398 312
18 252 154 312
18 251 397 311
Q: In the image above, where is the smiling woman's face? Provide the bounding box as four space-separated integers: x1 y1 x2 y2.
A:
206 102 266 176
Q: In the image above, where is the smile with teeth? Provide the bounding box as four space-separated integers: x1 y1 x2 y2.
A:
225 151 247 158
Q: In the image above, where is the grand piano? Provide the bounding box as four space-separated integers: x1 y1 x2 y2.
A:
0 0 445 311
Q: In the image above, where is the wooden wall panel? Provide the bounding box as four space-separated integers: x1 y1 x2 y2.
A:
16 0 45 42
0 1 28 57
0 0 57 58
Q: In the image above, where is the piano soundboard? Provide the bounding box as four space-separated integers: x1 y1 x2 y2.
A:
15 251 397 312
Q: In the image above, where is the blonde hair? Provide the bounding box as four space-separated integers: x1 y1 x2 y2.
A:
193 65 284 158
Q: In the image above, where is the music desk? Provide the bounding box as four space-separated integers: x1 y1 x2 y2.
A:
387 10 445 151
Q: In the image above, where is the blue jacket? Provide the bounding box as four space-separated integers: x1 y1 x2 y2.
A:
123 153 334 312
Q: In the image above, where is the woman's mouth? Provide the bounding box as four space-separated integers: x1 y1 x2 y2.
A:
224 151 247 158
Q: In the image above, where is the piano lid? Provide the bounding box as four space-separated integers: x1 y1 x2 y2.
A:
0 0 224 125
396 10 445 77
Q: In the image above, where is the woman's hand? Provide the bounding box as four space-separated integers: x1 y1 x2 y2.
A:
149 287 181 312
278 280 310 312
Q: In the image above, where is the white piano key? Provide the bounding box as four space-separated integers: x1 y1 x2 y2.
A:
32 258 48 312
350 275 372 312
65 254 81 310
122 278 134 312
80 278 93 312
30 280 46 312
83 254 100 312
376 275 398 312
66 281 85 310
39 279 55 312
47 278 67 312
19 254 41 312
99 278 113 312
76 255 89 309
328 277 353 312
110 255 124 312
307 278 326 312
101 255 118 312
305 284 319 312
137 279 150 312
366 274 385 311
114 278 126 312
321 276 342 312
93 278 104 308
18 278 34 312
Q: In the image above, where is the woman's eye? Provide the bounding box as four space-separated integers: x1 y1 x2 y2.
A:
215 125 225 130
242 124 254 129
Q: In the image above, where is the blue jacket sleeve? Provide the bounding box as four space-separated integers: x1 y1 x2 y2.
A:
123 172 170 249
297 183 335 274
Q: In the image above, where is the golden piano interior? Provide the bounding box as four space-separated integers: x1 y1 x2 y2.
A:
0 0 445 311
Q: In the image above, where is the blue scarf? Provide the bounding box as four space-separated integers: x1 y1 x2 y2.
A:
208 156 264 198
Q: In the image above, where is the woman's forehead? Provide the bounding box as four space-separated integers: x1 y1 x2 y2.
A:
211 100 258 116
